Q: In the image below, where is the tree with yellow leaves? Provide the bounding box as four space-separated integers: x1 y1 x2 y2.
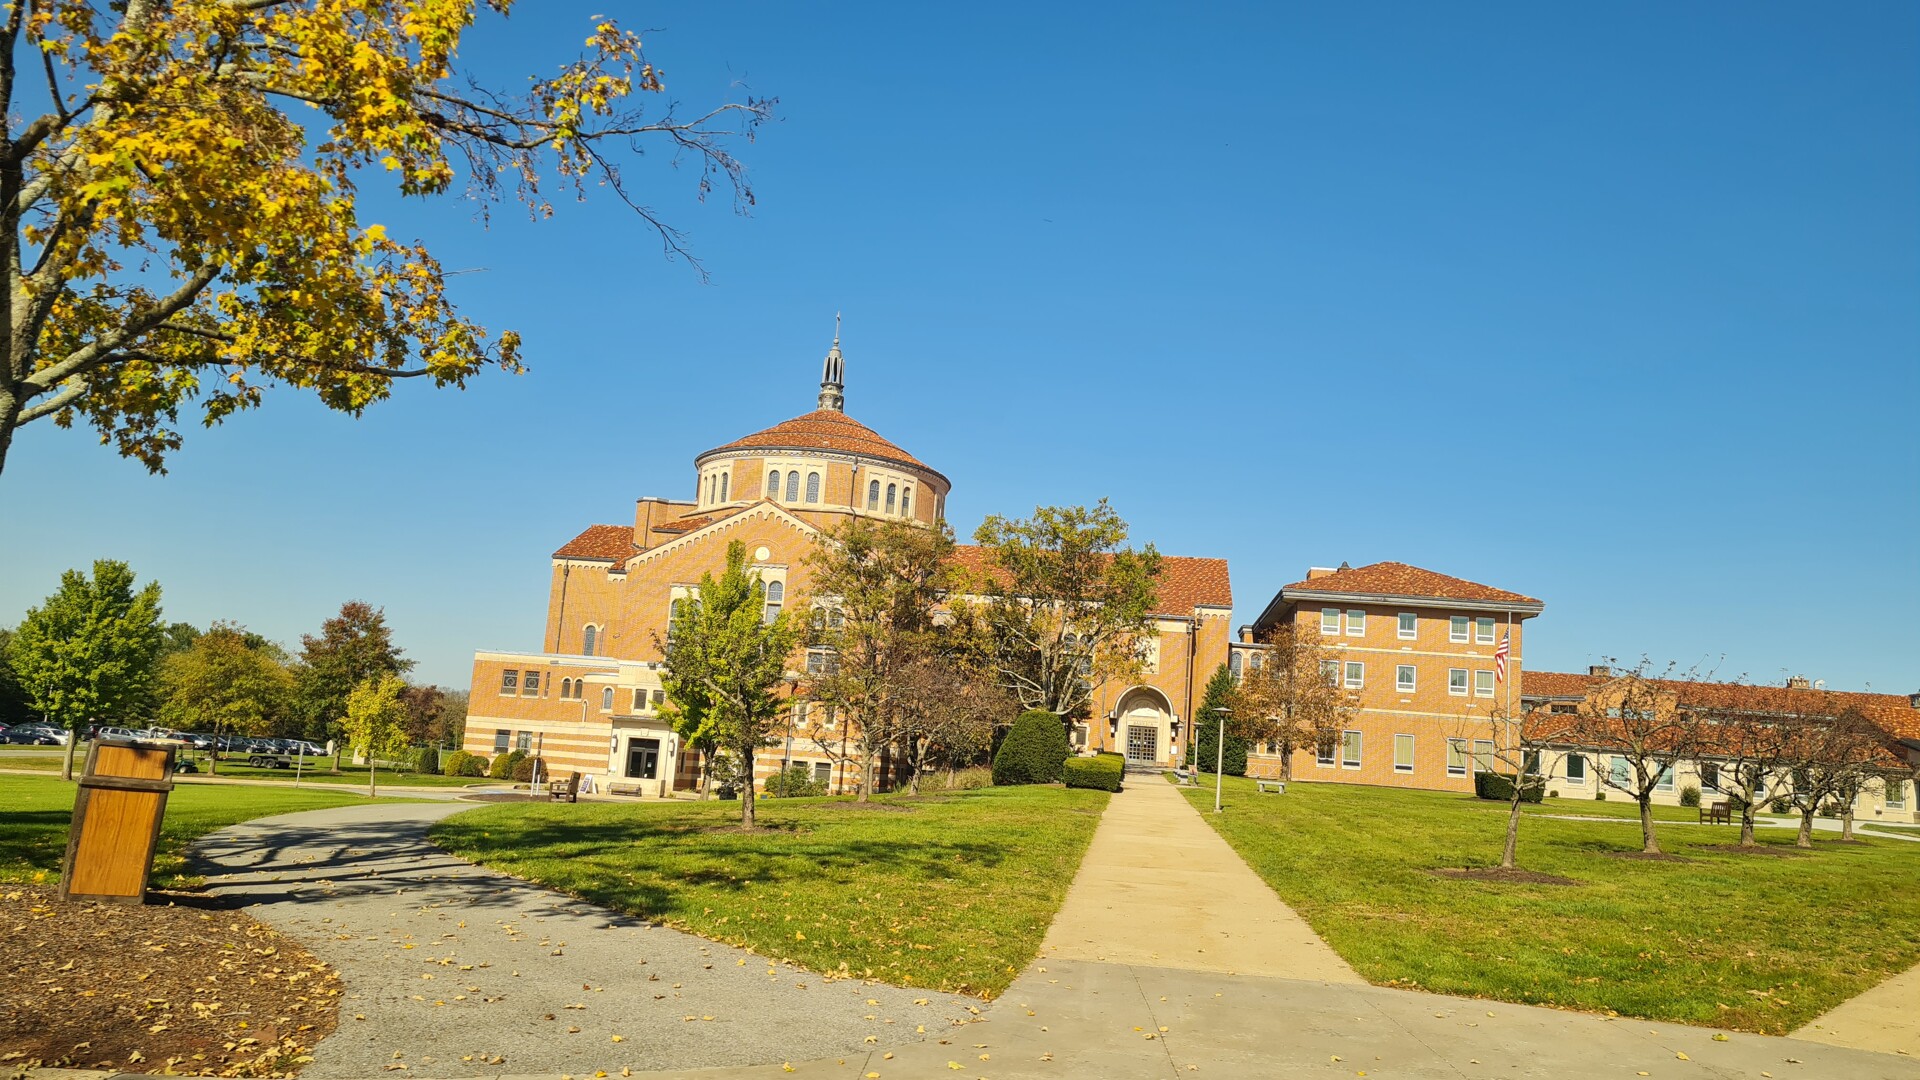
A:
0 1 770 476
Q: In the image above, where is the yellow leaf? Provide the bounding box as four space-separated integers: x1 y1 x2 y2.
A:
1676 1051 1690 1060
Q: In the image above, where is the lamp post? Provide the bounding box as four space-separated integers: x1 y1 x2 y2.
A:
1212 705 1230 814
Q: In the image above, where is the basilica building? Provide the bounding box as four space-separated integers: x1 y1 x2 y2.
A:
459 336 1234 796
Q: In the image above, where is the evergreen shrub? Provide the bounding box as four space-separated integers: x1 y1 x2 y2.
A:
1474 771 1544 803
511 754 542 783
992 710 1071 786
490 749 526 780
764 764 827 797
410 745 440 776
1678 785 1701 808
1064 752 1125 792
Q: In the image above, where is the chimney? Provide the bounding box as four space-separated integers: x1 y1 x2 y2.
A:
1786 676 1811 690
1589 664 1611 678
1909 692 1919 710
1306 566 1337 580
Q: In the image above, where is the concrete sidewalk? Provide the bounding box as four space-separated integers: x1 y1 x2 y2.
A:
1794 960 1920 1058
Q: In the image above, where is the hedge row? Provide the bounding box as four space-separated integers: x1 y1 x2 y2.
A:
1064 752 1124 792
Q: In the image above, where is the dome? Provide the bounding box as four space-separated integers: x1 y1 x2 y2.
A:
698 409 942 481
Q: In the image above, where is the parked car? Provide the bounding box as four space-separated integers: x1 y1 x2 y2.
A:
3 723 69 745
96 725 146 743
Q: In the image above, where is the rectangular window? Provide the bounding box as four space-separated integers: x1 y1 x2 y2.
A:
1341 730 1362 768
515 730 531 752
1566 754 1586 781
1394 733 1415 773
1523 749 1541 775
1449 668 1468 696
1344 661 1365 689
1474 669 1495 698
1345 609 1365 636
1472 739 1495 773
1888 780 1908 811
813 761 832 784
1699 762 1720 792
500 670 518 695
1321 608 1341 635
1450 615 1469 643
1398 612 1417 639
1475 616 1496 644
1446 738 1468 777
1396 665 1416 693
1655 764 1675 791
493 729 509 754
652 689 666 708
1611 755 1631 787
522 670 541 697
1316 740 1335 767
633 688 649 712
1320 659 1340 684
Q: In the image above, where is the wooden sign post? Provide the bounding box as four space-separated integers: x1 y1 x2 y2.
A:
59 738 177 904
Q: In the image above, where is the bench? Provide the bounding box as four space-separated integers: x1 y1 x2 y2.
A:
1256 779 1286 795
606 781 646 797
547 771 581 803
1701 799 1731 825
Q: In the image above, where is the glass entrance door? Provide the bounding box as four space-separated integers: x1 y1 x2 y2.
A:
626 738 661 779
1125 725 1158 765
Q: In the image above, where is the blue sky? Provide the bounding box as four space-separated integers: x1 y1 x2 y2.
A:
3 1 1915 692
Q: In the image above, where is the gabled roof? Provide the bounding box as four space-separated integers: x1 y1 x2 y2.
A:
1521 670 1920 745
949 546 1231 617
1283 562 1541 607
553 524 636 563
698 409 943 481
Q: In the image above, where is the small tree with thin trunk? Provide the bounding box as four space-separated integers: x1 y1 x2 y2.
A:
1229 624 1355 782
891 651 1008 794
658 541 800 827
1479 702 1563 870
1689 682 1801 848
342 675 409 798
11 560 165 779
1565 660 1702 855
1778 706 1886 847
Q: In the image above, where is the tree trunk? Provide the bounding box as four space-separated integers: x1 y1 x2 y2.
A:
368 753 377 799
1638 795 1661 854
1278 739 1294 782
741 770 757 827
1500 787 1523 869
1841 807 1855 841
1797 809 1814 848
1738 807 1757 847
858 743 876 803
0 386 20 480
60 728 79 781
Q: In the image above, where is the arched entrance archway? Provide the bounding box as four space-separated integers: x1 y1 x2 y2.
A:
1110 686 1175 768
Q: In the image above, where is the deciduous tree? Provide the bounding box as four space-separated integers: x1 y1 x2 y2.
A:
155 621 294 772
342 674 410 798
1776 705 1885 847
965 501 1161 723
11 559 164 778
0 1 770 477
1564 660 1703 855
658 541 800 827
0 628 35 728
1229 624 1355 783
292 601 412 769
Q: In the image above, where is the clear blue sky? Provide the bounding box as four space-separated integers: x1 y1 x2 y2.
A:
3 2 1915 693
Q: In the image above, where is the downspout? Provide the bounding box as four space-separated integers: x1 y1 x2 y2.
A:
1184 612 1197 765
552 563 571 653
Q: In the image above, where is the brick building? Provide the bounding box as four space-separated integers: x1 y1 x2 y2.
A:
459 335 1232 794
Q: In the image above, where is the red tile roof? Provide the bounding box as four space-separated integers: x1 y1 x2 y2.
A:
1281 562 1541 607
654 514 719 535
1522 670 1920 744
1519 670 1603 698
950 545 1231 616
552 524 635 562
701 410 939 477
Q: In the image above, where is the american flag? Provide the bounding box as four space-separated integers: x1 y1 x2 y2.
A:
1494 630 1511 683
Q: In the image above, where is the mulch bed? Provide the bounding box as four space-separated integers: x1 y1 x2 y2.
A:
1428 867 1582 886
1691 845 1810 858
0 887 340 1076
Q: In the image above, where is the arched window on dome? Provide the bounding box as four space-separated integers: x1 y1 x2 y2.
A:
785 471 800 502
805 472 821 503
719 473 729 502
867 479 880 511
885 483 897 515
901 488 912 518
582 625 597 657
763 580 785 625
766 470 780 501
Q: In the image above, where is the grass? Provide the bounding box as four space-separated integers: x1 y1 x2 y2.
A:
1523 794 1761 824
431 785 1109 998
0 750 487 787
1181 775 1920 1034
0 774 423 888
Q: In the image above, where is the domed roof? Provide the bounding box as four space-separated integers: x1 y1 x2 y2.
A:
699 409 942 480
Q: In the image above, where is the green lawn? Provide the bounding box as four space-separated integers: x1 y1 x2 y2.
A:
1181 776 1920 1034
0 774 422 888
0 750 487 787
431 785 1109 999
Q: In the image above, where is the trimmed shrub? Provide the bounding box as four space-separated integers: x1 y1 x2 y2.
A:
993 710 1071 786
455 752 489 777
1770 795 1794 813
1595 790 1606 801
511 755 543 783
1064 752 1125 792
1474 771 1543 804
1547 790 1561 798
1678 785 1701 808
442 750 475 776
920 767 993 793
490 748 526 780
409 745 440 776
764 764 827 798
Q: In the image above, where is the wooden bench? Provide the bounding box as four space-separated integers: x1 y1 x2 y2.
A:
1701 799 1731 825
606 781 646 797
1256 779 1286 795
547 771 580 803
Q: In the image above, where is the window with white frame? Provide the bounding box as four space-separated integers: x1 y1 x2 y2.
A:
886 483 897 514
1655 763 1675 791
516 730 532 752
1394 733 1415 773
1475 616 1496 644
806 471 821 503
1396 665 1416 693
901 488 912 517
1450 615 1469 643
1344 661 1364 689
652 689 666 709
812 761 832 784
1472 739 1495 773
1398 612 1417 639
1474 669 1495 697
1446 738 1467 777
763 580 785 625
1699 762 1721 792
867 479 880 510
1888 780 1909 811
785 471 801 501
719 473 729 501
766 470 781 499
493 729 509 754
1316 739 1335 767
499 670 518 695
1320 659 1340 684
1341 729 1362 768
522 670 541 697
1610 755 1631 787
1448 668 1468 696
633 688 648 711
1229 651 1244 681
1566 753 1586 781
1321 608 1340 635
1345 609 1365 636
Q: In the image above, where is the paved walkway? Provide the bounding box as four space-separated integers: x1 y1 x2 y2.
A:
189 801 980 1078
1794 960 1920 1057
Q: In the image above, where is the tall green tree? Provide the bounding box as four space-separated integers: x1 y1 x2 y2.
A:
0 1 770 478
803 516 956 800
11 560 164 778
658 541 800 827
342 675 411 798
966 500 1162 721
1191 664 1247 776
0 628 35 727
292 601 413 770
155 622 294 773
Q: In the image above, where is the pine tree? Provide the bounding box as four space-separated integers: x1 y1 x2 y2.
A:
1192 664 1248 776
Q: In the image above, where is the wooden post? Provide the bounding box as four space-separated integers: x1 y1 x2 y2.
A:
59 738 177 904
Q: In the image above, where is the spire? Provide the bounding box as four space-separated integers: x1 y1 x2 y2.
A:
818 313 845 412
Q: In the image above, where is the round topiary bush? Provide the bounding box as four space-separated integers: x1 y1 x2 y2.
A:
511 755 542 783
993 710 1071 786
1678 784 1701 808
410 745 440 776
457 752 489 777
442 750 475 776
489 749 525 780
